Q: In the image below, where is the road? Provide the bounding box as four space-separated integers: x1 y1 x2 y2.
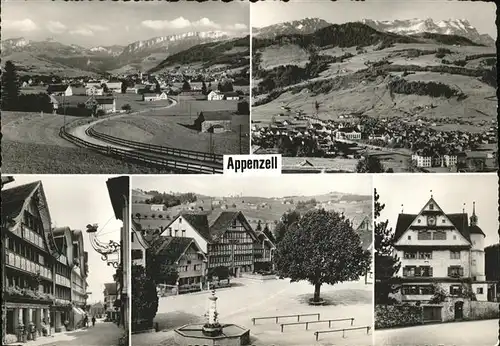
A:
14 321 123 346
67 98 178 150
376 319 498 346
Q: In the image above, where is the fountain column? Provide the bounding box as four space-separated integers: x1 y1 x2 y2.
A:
208 294 218 325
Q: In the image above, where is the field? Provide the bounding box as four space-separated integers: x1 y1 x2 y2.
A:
258 44 310 70
252 43 497 128
1 139 166 174
92 97 250 155
132 278 373 346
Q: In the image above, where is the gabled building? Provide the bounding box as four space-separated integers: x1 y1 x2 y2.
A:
85 86 104 96
207 90 224 101
47 85 73 97
159 211 275 277
392 195 490 304
103 282 119 321
148 236 207 292
200 111 232 133
105 82 122 93
85 96 116 114
142 92 168 102
131 220 149 267
2 181 58 340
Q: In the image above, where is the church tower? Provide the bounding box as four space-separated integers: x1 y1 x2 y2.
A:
469 202 485 281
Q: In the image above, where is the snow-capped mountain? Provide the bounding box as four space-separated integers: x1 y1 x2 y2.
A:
360 18 495 46
253 18 332 39
120 31 229 56
89 45 124 56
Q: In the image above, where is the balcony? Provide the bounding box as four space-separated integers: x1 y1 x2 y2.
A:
5 249 53 280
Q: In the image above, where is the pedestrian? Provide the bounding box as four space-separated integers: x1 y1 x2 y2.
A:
92 316 96 327
84 315 89 328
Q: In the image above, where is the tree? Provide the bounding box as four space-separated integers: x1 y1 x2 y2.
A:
356 155 384 173
101 83 109 93
263 224 276 244
1 61 20 110
274 209 370 303
121 104 131 113
314 100 320 114
182 80 191 91
131 265 158 331
194 111 205 131
256 220 262 232
274 210 301 244
374 189 401 304
121 82 127 94
201 81 207 95
155 82 161 94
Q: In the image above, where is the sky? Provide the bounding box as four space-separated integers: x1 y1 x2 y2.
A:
251 0 497 39
5 175 123 304
1 0 250 47
133 174 372 198
374 174 499 247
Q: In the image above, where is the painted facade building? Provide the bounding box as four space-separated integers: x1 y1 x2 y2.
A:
1 181 88 344
392 195 492 305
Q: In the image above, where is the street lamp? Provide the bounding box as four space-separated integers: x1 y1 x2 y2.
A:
85 224 121 268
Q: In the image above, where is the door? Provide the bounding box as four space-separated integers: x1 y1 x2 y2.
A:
454 301 464 320
423 306 442 322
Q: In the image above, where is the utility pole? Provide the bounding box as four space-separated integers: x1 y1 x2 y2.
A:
239 124 242 154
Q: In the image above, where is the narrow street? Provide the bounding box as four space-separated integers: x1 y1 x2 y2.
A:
9 321 123 346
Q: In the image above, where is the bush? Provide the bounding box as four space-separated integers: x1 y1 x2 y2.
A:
389 79 464 99
375 304 423 329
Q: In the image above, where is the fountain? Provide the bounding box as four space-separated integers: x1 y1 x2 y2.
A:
174 290 251 346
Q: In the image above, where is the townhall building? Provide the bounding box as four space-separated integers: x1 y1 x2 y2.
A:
392 195 496 304
1 180 88 343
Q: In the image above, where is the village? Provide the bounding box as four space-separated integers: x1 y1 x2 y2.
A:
252 110 497 173
19 64 249 118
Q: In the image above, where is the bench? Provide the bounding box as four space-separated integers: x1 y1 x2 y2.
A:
280 317 354 332
314 326 371 341
251 313 320 325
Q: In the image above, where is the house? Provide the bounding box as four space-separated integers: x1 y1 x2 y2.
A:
103 283 119 321
89 302 105 318
200 111 232 133
335 129 362 140
223 92 240 101
47 84 73 96
207 90 224 101
352 215 373 284
151 204 165 212
148 236 207 292
85 96 116 114
412 154 432 168
1 181 88 338
392 195 492 307
158 211 276 277
105 82 122 93
85 86 104 96
142 92 168 102
131 221 149 267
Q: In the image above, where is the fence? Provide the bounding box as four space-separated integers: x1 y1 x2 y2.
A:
314 326 371 341
59 126 223 174
87 127 223 163
280 317 354 332
251 313 320 325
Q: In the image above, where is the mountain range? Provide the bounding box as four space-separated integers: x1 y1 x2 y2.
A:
1 31 234 74
253 17 494 47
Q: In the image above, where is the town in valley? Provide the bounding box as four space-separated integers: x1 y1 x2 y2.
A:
1 1 250 174
251 1 497 173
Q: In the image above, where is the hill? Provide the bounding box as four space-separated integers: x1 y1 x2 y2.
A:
149 36 250 73
253 18 332 38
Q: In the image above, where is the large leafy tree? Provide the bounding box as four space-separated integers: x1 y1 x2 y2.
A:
1 61 20 110
131 265 159 331
274 210 301 244
374 189 401 304
274 209 371 303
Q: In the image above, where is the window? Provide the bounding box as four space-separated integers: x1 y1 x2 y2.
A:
477 287 483 294
179 218 182 224
408 236 411 240
418 251 432 260
419 266 433 277
417 219 421 224
131 233 135 242
131 250 143 260
450 285 461 296
193 264 201 271
181 230 186 237
403 266 416 277
168 228 172 236
448 266 464 277
429 203 434 210
433 230 446 240
442 219 446 223
418 231 432 240
453 235 457 240
404 251 417 259
175 229 178 236
450 251 461 259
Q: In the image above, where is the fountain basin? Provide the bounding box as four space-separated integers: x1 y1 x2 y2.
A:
174 323 250 346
